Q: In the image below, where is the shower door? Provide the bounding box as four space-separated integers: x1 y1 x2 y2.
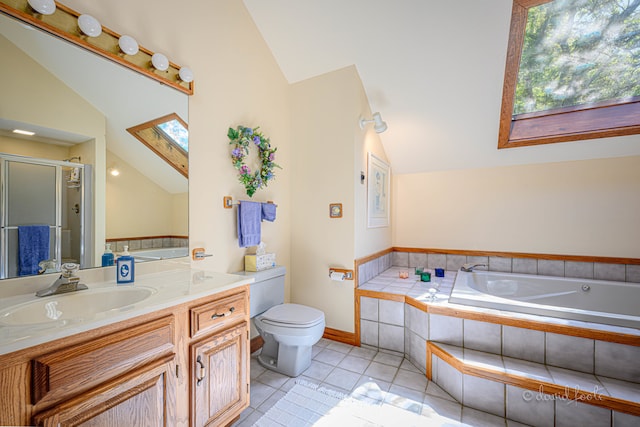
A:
0 155 91 279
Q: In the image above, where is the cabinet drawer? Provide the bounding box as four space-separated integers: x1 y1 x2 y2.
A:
32 316 174 406
190 291 247 338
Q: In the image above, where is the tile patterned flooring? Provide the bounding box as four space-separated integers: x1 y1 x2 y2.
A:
233 338 523 427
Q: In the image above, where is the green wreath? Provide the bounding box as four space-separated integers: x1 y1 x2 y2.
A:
228 125 280 197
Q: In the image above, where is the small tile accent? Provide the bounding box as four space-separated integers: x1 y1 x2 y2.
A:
466 256 489 268
555 400 611 427
594 263 626 282
435 356 463 402
379 323 404 352
613 411 640 427
462 374 505 417
512 258 537 275
537 260 565 276
546 333 594 374
446 255 467 272
360 297 379 322
360 319 378 347
502 326 545 363
489 256 512 273
379 300 404 326
463 319 501 354
406 305 429 341
594 341 640 382
506 384 555 426
392 252 409 267
408 252 427 268
427 254 447 270
430 314 463 346
564 261 594 279
627 265 640 283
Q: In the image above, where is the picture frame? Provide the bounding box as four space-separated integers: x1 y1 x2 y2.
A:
367 153 390 228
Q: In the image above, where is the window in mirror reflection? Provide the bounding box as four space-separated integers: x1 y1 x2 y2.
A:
127 113 189 178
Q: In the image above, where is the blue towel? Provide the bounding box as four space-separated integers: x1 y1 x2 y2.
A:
261 203 277 222
18 225 50 276
237 201 261 248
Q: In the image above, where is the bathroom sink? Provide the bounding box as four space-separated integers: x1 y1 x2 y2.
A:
0 286 155 326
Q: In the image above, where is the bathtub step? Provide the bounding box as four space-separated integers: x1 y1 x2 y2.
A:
427 341 640 426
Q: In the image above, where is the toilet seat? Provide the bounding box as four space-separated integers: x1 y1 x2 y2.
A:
259 303 324 328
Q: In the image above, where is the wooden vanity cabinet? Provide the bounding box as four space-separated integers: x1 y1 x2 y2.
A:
190 288 250 427
0 285 250 427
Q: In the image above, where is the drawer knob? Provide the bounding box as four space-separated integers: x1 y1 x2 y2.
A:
211 306 235 319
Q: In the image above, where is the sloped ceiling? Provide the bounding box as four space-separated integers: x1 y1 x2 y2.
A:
243 0 640 174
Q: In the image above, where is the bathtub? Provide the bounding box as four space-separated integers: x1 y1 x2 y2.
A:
450 270 640 329
130 247 189 262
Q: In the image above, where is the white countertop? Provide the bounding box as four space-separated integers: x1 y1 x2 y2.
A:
0 265 253 355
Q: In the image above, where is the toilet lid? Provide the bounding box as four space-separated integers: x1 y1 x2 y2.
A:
260 303 324 327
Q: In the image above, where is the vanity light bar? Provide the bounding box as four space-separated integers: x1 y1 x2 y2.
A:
0 0 194 95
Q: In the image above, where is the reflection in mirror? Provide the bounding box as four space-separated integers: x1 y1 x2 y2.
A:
0 11 188 279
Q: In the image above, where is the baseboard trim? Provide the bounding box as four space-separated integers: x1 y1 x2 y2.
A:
322 327 357 346
250 327 356 353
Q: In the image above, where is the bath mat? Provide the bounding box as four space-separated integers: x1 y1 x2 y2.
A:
253 379 430 427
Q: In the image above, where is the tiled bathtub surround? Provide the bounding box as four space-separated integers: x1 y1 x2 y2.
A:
390 251 640 283
356 261 640 426
358 267 640 383
109 236 188 253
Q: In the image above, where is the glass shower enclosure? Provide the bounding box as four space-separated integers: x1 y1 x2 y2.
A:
0 154 93 279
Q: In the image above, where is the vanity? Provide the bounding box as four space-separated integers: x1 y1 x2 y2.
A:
0 262 253 427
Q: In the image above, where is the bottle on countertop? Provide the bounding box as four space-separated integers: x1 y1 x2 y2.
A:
101 243 115 267
116 245 135 284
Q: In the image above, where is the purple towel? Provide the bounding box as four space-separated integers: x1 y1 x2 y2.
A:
261 203 277 222
18 225 50 276
237 201 261 248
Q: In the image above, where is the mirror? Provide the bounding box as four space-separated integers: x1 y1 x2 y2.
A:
0 11 188 279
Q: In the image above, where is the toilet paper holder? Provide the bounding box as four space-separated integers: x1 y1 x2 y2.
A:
328 268 353 281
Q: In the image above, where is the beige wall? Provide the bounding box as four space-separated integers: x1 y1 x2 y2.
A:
393 156 640 258
290 66 389 333
106 151 187 238
45 0 640 340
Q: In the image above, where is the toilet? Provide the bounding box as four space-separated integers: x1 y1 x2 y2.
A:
240 266 325 377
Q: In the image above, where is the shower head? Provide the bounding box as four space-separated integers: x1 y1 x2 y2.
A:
63 156 81 162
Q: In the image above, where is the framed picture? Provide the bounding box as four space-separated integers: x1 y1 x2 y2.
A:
367 153 390 228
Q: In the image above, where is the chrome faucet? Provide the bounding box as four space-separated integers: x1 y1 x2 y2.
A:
36 263 88 297
460 263 488 272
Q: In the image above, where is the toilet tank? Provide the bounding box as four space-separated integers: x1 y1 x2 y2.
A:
234 266 285 317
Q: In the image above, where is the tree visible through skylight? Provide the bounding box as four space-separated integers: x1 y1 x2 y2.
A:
514 0 640 116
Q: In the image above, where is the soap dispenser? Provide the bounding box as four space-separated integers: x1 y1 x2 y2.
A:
116 246 135 284
101 243 115 267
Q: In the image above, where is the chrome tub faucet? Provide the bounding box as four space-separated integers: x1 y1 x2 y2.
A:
36 263 88 297
460 263 488 272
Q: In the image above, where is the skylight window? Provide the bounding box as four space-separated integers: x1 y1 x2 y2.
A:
126 113 189 178
498 0 640 148
157 119 189 152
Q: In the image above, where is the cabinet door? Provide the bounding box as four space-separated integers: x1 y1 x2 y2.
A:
191 322 249 427
33 355 176 427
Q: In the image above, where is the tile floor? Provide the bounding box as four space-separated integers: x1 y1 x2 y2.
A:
233 339 524 427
